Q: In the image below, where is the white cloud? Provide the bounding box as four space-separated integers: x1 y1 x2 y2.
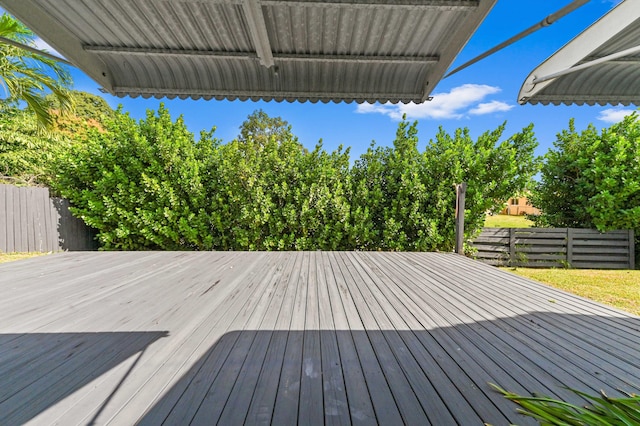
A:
597 108 636 124
469 100 514 115
355 84 513 121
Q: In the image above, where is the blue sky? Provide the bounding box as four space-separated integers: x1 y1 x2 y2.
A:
27 0 638 159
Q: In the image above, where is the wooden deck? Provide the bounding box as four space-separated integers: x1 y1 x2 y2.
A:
1 252 639 425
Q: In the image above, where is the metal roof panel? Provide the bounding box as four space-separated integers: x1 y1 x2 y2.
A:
1 0 496 103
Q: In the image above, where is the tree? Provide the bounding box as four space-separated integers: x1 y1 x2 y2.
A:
0 91 112 186
237 109 293 148
46 91 114 138
530 114 640 233
424 122 540 249
52 107 539 252
0 13 72 128
0 106 68 185
54 105 217 250
210 110 350 250
350 117 540 251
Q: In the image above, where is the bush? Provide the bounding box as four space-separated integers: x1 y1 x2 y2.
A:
54 105 216 249
54 108 539 251
351 119 539 251
530 114 640 265
0 91 113 187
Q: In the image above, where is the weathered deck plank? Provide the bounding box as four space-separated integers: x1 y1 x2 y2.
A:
329 251 406 425
388 253 600 403
423 254 640 387
0 251 639 425
355 252 500 424
336 253 431 425
316 252 351 426
244 252 301 425
323 252 377 425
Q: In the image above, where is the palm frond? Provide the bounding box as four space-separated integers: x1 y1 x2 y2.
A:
0 13 73 128
491 383 640 426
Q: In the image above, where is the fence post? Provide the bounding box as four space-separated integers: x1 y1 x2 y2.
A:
509 228 515 266
566 228 573 268
455 182 467 255
630 229 635 270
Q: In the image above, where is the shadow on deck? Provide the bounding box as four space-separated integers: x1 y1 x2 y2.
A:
3 314 637 425
0 331 168 425
1 252 639 425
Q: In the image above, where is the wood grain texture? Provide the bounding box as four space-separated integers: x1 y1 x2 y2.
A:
0 252 638 425
473 227 634 269
0 185 96 253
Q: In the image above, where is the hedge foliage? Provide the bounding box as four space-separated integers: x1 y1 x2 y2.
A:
530 113 640 259
52 106 540 251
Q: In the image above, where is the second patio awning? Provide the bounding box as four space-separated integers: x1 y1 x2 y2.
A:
518 0 640 106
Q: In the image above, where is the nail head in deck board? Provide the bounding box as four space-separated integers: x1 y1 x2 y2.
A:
1 252 640 425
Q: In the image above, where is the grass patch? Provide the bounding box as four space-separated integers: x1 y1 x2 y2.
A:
506 268 640 316
484 214 533 228
0 252 49 264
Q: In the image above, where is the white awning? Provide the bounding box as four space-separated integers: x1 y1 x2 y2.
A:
0 0 496 104
519 0 640 106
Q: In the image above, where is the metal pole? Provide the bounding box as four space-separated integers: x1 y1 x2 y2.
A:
444 0 590 78
0 36 75 66
455 182 467 255
532 44 640 84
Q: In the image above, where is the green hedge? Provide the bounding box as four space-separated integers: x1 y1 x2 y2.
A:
53 106 539 251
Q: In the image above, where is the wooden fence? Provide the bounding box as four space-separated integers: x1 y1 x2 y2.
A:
0 184 97 252
472 227 635 270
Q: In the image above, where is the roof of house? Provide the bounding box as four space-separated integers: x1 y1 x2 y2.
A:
519 0 640 106
0 0 497 104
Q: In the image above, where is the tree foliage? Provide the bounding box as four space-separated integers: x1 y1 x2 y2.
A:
0 13 72 128
210 131 351 250
426 122 540 249
530 114 640 234
0 91 111 186
46 91 114 137
54 107 539 251
237 109 292 148
54 105 216 250
0 106 67 185
351 118 539 251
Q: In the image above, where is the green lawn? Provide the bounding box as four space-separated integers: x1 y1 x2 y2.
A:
0 252 49 264
506 268 640 316
484 214 533 228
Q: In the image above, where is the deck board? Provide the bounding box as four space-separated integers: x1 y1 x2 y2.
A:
385 254 596 404
1 251 639 425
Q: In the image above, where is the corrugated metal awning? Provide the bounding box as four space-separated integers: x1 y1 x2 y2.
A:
519 0 640 106
0 0 496 104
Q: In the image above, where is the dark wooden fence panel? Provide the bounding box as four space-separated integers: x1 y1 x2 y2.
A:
472 227 635 270
0 184 97 253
